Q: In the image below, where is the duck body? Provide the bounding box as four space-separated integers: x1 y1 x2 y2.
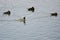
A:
28 7 35 12
16 17 26 24
3 10 11 16
51 12 58 16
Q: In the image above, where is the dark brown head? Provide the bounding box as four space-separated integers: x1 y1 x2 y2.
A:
23 17 25 19
23 17 26 24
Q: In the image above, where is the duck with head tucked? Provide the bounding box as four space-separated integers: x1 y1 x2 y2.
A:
3 10 11 16
51 12 58 17
28 7 35 12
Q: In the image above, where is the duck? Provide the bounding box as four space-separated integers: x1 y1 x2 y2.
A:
51 12 58 16
16 17 26 24
28 7 35 12
3 10 11 16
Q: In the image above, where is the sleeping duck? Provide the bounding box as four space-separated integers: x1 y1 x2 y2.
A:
28 7 35 12
3 10 11 16
51 12 58 16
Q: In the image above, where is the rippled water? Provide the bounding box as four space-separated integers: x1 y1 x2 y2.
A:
0 0 60 40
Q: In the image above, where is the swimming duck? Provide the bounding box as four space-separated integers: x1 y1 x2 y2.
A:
3 10 11 16
28 7 35 12
16 17 26 24
51 12 58 16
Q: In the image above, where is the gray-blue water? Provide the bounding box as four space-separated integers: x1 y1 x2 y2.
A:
0 0 60 40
